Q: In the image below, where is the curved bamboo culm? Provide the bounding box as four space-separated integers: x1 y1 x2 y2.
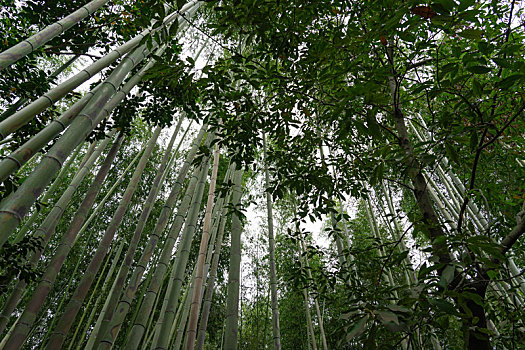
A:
0 0 201 140
223 168 244 350
44 126 162 349
1 132 121 349
98 126 208 349
0 0 111 70
90 118 183 349
184 142 221 350
263 133 282 350
150 155 211 350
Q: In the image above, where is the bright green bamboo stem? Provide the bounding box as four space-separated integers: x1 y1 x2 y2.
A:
0 0 110 70
93 119 182 349
45 127 161 348
223 169 244 350
103 126 208 349
151 157 210 350
184 143 220 350
2 134 118 349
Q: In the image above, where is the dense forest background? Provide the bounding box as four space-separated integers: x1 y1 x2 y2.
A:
0 0 524 349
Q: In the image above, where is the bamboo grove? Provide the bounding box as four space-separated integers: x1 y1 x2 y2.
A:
0 0 524 349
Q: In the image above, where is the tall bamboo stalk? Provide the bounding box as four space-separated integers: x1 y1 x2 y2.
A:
196 166 235 350
263 133 282 350
299 240 328 350
92 119 183 349
70 239 126 350
0 45 149 246
0 0 200 139
44 126 161 348
0 138 103 335
0 0 111 70
11 141 84 244
184 142 221 349
150 155 211 350
0 54 79 121
99 126 207 348
1 133 120 349
223 168 244 350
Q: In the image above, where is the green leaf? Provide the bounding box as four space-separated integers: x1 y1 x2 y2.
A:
472 79 482 97
376 310 399 325
445 143 460 165
435 0 456 11
467 66 491 74
347 315 369 340
440 264 455 286
458 0 475 11
458 28 483 40
492 57 512 68
429 298 458 315
496 74 524 89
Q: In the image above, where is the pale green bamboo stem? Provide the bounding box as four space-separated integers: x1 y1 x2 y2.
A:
0 44 150 246
44 127 161 349
263 133 281 350
172 266 197 350
0 0 200 139
223 169 244 350
101 126 207 349
93 118 182 349
150 156 210 350
0 138 106 336
1 134 117 349
0 0 110 70
184 142 221 350
300 240 328 350
70 239 126 350
12 141 84 244
196 167 234 350
80 239 126 350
